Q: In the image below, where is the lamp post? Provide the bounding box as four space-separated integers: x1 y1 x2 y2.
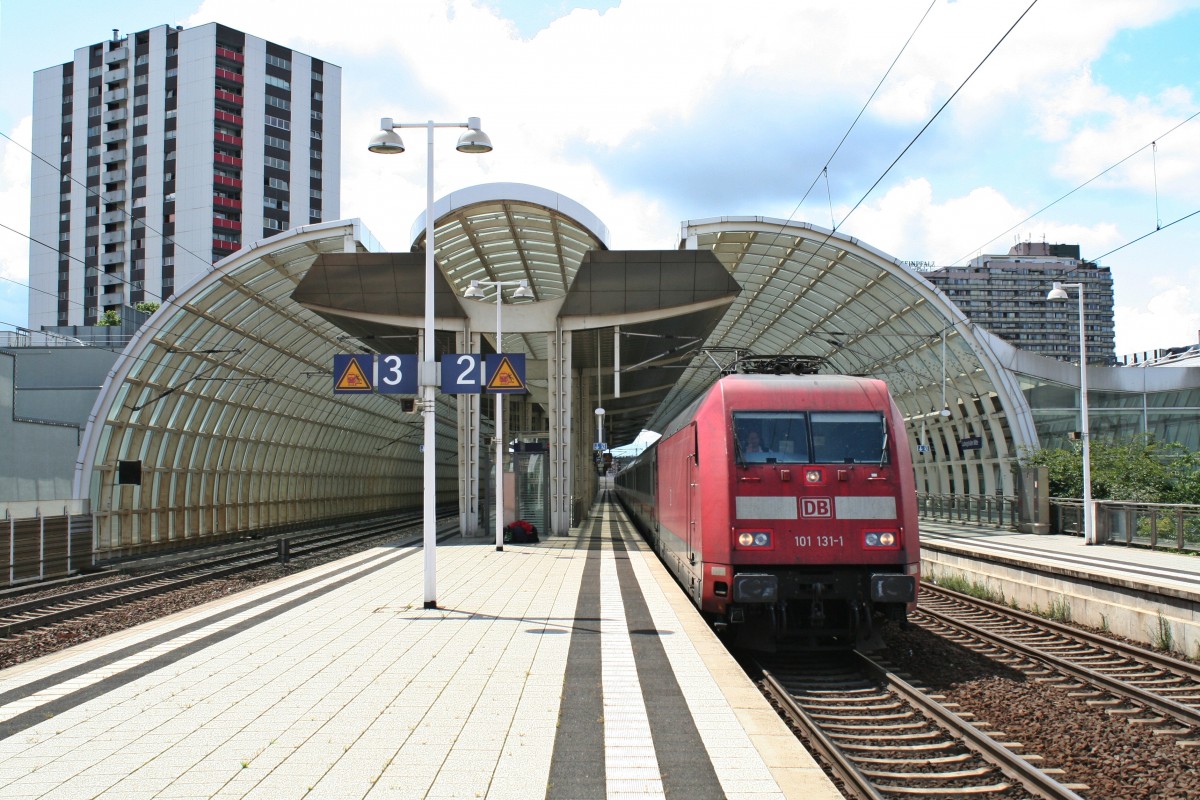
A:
1047 281 1094 545
369 116 493 608
463 278 533 551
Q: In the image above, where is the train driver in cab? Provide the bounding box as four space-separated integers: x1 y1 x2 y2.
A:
740 428 768 461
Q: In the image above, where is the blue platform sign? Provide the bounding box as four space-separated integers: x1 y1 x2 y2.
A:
376 354 418 394
441 353 483 394
485 353 526 394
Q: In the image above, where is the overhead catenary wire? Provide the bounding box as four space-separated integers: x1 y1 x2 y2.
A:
948 107 1200 265
704 0 1039 394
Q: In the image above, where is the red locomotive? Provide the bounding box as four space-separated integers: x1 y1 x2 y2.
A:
615 373 919 648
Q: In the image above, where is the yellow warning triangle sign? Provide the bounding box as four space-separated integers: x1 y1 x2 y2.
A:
486 356 525 391
336 358 373 391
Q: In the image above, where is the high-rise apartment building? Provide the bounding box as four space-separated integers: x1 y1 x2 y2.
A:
28 23 341 329
921 242 1116 365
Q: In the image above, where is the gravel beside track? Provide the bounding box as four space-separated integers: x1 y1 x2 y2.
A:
880 622 1200 800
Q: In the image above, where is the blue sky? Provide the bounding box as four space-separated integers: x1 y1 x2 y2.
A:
2 0 1199 355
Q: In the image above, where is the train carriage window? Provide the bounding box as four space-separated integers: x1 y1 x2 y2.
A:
733 412 808 464
811 412 888 464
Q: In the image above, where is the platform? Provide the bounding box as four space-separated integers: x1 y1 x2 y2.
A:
0 497 839 799
920 519 1200 655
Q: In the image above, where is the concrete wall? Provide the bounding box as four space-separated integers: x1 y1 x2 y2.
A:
0 347 118 501
922 544 1200 659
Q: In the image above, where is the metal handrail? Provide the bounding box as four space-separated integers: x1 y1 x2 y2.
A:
916 492 1020 528
1050 498 1200 551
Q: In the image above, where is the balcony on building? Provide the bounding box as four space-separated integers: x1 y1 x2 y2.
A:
215 88 244 106
100 270 126 287
213 194 242 211
213 217 242 232
104 47 128 65
215 67 244 86
212 237 239 251
101 168 126 184
101 148 127 165
104 67 127 84
99 290 125 306
214 131 243 147
215 46 245 65
214 152 243 168
100 209 125 225
103 87 127 104
100 230 125 245
99 251 125 266
102 128 128 145
214 109 243 127
102 108 127 124
101 189 126 204
213 174 242 189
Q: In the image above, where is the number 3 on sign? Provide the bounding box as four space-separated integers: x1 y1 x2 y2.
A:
377 354 418 394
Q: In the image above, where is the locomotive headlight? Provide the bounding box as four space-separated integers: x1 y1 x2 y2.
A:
805 469 823 484
736 531 772 548
864 530 898 548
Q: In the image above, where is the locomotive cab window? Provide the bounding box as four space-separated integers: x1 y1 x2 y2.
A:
811 411 888 464
733 412 808 464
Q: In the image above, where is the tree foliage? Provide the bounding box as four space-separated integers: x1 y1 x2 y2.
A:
134 302 160 315
1020 434 1200 504
96 310 121 326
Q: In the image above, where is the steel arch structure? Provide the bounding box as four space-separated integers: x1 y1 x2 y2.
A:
665 217 1040 499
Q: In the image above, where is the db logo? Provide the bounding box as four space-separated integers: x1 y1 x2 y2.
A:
801 498 832 518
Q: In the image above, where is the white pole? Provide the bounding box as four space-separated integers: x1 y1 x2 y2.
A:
422 121 438 608
1077 286 1094 545
495 286 505 551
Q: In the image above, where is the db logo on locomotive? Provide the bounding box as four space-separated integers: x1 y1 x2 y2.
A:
800 497 832 518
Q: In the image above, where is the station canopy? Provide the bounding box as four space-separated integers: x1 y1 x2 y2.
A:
76 188 1042 552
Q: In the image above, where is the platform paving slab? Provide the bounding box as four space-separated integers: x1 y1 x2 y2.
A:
0 505 839 799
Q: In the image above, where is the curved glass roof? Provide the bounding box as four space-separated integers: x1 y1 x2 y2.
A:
78 197 1101 552
654 217 1040 466
415 183 610 302
75 221 457 555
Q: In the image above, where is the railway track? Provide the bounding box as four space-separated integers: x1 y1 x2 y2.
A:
916 584 1200 741
757 650 1087 799
0 511 454 639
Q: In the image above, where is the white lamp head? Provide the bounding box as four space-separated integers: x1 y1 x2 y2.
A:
456 117 493 154
368 118 405 154
463 280 484 298
1046 281 1070 301
512 279 534 299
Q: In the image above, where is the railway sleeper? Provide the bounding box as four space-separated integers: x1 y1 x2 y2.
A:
852 752 974 765
873 781 1013 795
861 765 996 780
834 730 945 742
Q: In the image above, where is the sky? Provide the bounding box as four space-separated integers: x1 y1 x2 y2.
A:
2 0 1200 356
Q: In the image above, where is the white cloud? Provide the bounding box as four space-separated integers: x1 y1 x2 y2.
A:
839 177 1121 264
1115 279 1200 353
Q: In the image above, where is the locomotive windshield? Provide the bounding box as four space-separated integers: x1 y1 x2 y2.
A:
733 412 809 464
811 411 888 464
732 410 888 465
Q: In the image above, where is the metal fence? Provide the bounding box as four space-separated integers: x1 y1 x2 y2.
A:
1051 498 1200 552
916 493 1020 528
3 501 92 587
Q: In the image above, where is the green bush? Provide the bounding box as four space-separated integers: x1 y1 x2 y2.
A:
1020 434 1200 505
